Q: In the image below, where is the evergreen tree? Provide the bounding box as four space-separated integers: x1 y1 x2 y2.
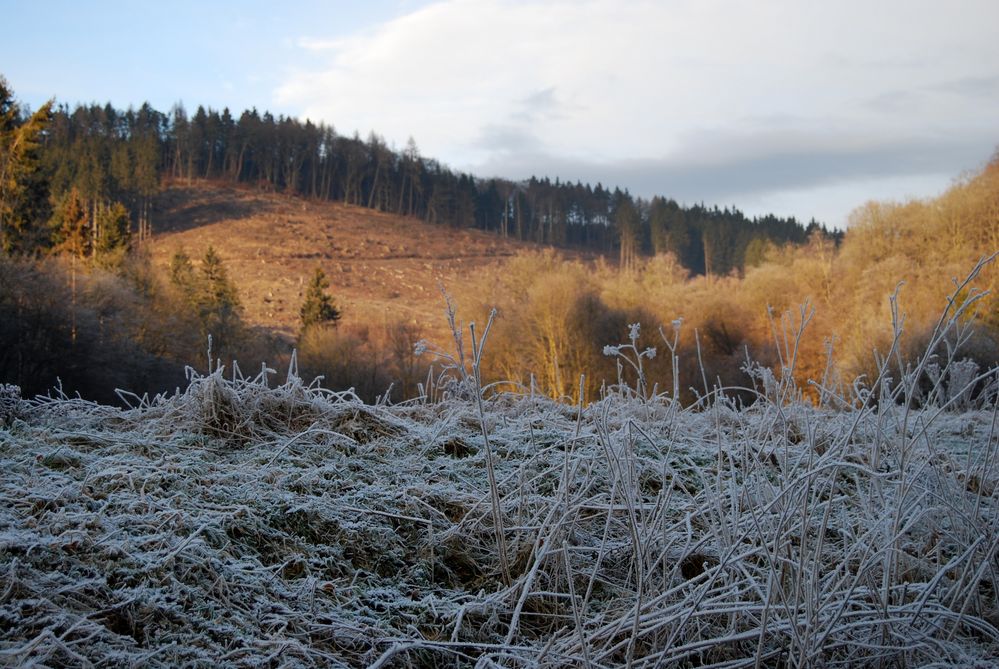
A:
648 196 669 256
51 187 89 258
300 267 341 331
0 76 53 253
743 236 773 268
198 246 242 333
169 248 196 297
21 89 831 275
94 201 130 267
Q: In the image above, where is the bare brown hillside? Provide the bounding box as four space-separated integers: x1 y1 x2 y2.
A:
147 181 547 342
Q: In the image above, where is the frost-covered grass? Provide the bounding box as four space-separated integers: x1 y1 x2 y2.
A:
0 352 997 667
1 264 998 668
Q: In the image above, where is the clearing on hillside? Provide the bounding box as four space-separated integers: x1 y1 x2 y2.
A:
149 182 552 341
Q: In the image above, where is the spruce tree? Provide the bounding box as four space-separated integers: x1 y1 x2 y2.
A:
300 267 340 331
94 201 130 267
189 246 243 349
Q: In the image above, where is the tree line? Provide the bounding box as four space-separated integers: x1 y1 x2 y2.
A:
1 74 838 275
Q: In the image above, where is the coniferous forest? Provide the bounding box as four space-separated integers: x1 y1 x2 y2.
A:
1 78 837 272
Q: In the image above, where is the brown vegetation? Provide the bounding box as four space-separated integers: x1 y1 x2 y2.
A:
456 160 998 404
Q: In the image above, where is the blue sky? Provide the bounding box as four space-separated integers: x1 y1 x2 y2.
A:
5 0 998 229
4 1 424 116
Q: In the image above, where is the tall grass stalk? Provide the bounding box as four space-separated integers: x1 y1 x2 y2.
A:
469 309 512 587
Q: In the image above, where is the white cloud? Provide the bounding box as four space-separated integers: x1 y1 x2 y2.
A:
276 0 999 225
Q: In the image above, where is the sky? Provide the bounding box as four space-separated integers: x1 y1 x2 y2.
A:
5 0 998 229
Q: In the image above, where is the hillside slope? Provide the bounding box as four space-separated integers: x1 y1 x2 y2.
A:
148 181 548 341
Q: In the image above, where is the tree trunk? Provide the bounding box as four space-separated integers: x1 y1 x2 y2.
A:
396 174 407 215
367 164 380 209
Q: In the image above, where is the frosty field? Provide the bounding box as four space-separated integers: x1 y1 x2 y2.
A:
0 342 997 668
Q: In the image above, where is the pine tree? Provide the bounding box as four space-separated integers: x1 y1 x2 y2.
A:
300 267 340 331
198 247 242 325
50 187 89 343
648 196 669 256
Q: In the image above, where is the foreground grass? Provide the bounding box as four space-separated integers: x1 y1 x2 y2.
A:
0 348 996 668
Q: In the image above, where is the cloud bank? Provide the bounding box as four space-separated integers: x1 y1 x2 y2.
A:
276 0 999 227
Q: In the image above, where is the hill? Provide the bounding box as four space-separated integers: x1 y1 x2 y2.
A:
147 181 556 342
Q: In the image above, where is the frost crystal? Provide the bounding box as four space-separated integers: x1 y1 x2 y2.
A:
0 384 23 426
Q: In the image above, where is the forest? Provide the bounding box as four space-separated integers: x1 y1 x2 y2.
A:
0 74 996 407
0 76 835 273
